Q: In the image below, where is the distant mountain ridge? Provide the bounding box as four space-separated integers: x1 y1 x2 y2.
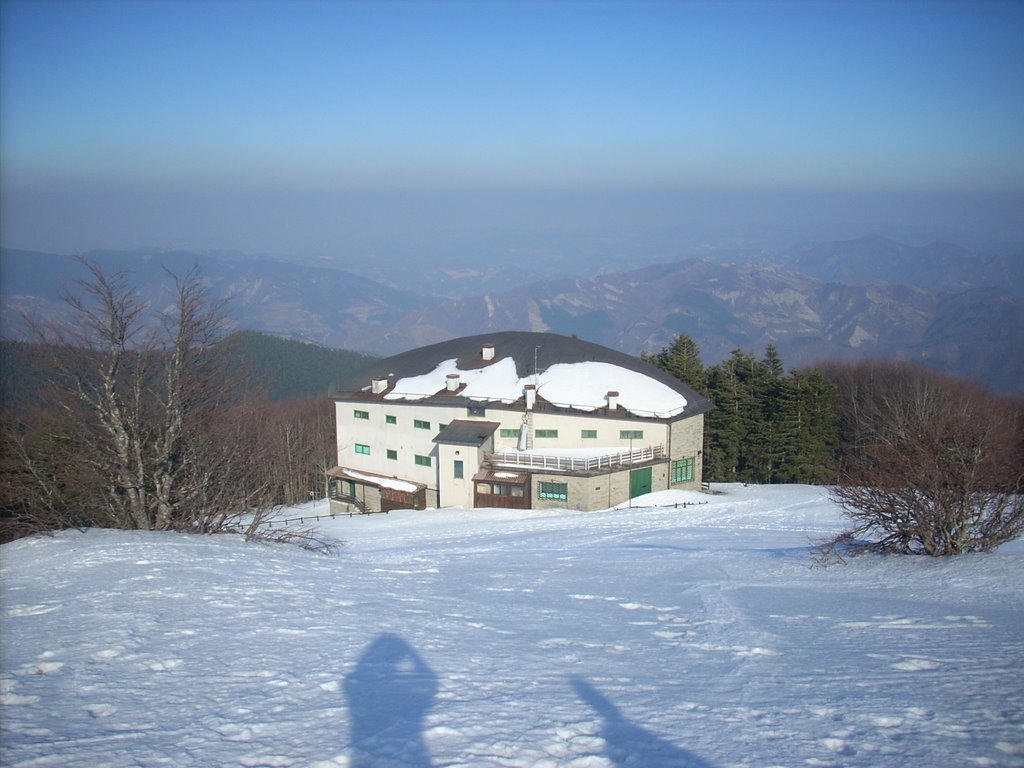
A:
0 248 427 347
775 234 1024 293
2 238 1022 393
364 258 1023 392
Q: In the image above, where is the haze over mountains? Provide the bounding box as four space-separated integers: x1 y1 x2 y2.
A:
1 235 1022 393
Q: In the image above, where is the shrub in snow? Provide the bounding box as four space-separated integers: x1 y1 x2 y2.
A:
824 360 1024 557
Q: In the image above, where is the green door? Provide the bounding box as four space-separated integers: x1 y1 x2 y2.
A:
629 467 652 498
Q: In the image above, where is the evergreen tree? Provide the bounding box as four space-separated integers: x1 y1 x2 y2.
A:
750 343 786 482
704 349 761 481
646 336 840 486
643 334 707 395
776 368 840 484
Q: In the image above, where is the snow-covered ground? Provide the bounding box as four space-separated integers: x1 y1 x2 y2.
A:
2 484 1022 767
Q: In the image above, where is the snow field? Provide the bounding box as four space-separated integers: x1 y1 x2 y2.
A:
2 484 1022 767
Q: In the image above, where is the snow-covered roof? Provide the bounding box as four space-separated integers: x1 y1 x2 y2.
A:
335 331 712 420
327 467 421 494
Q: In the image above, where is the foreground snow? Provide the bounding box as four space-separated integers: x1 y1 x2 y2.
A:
2 485 1022 767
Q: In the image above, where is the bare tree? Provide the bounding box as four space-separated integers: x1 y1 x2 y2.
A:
4 260 341 550
14 259 273 535
823 360 1024 557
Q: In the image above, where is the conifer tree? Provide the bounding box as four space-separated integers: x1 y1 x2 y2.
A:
646 336 839 486
751 343 786 482
704 349 761 481
643 334 707 394
776 368 839 484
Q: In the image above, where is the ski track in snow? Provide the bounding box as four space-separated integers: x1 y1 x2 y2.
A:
2 484 1023 767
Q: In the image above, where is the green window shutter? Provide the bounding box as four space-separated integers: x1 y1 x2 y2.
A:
500 428 518 438
386 449 398 460
415 454 432 467
538 481 568 501
619 430 644 440
355 443 370 455
354 410 369 420
671 457 694 484
414 419 431 430
385 415 397 424
581 429 597 439
536 429 558 438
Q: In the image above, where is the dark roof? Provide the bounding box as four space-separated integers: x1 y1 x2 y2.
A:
433 420 501 446
334 331 712 417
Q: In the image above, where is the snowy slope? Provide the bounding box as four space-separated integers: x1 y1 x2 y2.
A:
2 485 1022 768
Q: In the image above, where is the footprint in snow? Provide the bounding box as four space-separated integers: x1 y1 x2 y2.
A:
822 736 856 756
4 604 61 617
84 703 117 718
890 657 941 671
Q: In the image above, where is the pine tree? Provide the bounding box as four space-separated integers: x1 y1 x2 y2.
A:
751 344 786 482
776 368 839 484
643 334 707 395
704 349 761 481
648 336 840 486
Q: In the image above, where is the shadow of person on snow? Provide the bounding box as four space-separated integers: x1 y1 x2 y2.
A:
344 633 438 767
571 676 716 768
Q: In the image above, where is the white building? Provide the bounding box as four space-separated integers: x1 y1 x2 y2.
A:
328 332 712 513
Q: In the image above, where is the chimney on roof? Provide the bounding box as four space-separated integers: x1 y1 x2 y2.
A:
525 383 536 410
446 373 460 392
607 390 619 410
371 377 388 395
482 343 495 361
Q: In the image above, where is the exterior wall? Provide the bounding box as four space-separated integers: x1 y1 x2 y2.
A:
668 413 705 490
334 397 704 510
335 400 465 494
328 479 381 515
492 409 670 453
436 439 491 509
336 399 669 484
530 461 669 511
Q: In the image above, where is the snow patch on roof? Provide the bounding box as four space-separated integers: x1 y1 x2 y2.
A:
385 357 687 418
343 470 419 494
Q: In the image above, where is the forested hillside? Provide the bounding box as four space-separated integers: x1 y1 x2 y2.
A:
222 330 377 401
0 331 377 415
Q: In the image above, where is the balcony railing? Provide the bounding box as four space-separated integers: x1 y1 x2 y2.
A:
487 444 665 473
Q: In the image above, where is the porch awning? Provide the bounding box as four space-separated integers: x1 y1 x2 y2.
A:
327 466 425 495
472 469 529 485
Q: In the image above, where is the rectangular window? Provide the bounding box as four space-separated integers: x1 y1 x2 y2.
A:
539 481 568 501
620 430 644 440
414 419 431 430
386 449 398 460
500 428 519 438
671 457 695 484
581 429 597 439
454 460 464 479
354 409 369 420
347 480 356 497
467 404 486 417
478 482 523 498
415 454 432 467
355 443 370 455
385 415 397 425
535 429 558 438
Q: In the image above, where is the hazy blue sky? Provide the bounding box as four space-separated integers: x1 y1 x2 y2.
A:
2 0 1022 257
